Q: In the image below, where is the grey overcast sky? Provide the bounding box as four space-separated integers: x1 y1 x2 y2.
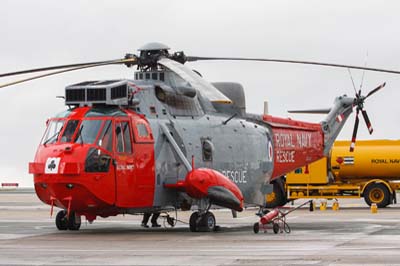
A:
1 0 400 187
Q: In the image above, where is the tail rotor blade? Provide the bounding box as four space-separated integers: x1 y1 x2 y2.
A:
361 109 373 134
365 82 386 99
349 110 360 152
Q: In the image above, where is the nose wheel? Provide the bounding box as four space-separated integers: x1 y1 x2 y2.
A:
189 211 216 232
55 210 81 231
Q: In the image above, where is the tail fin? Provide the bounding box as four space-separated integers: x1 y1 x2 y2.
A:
320 95 354 156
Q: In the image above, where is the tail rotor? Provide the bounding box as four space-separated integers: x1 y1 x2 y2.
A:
349 82 385 152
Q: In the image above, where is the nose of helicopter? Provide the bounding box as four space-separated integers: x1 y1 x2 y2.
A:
29 145 116 216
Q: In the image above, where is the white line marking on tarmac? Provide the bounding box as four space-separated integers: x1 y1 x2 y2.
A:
0 246 397 253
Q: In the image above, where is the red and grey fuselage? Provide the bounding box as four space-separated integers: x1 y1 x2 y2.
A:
29 78 354 222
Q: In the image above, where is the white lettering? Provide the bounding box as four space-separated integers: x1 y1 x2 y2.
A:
296 132 312 148
221 169 247 184
275 133 295 148
276 150 295 163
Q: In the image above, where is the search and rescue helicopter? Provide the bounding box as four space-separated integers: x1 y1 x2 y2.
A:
0 42 391 232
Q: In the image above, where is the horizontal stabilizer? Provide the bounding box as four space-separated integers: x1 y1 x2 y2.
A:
288 108 331 114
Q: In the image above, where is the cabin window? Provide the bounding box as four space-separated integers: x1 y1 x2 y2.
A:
115 121 132 153
85 148 111 173
97 120 113 152
74 120 103 144
202 139 214 161
60 120 79 143
132 121 153 143
137 123 149 137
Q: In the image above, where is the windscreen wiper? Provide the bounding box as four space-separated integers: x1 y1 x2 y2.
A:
43 126 63 145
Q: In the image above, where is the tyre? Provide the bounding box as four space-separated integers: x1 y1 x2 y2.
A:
364 183 390 208
265 177 287 208
253 222 259 234
55 210 68 230
68 212 81 231
273 222 280 234
189 212 199 232
200 212 216 232
283 222 291 233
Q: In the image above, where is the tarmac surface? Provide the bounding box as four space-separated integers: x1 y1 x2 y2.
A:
1 190 400 265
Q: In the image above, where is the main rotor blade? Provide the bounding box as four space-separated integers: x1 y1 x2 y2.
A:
0 58 136 89
349 110 360 152
0 59 129 78
187 56 400 75
158 57 232 104
287 108 331 114
365 82 386 99
361 109 373 134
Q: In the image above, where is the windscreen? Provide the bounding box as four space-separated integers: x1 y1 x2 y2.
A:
41 120 65 145
74 120 103 144
60 120 79 143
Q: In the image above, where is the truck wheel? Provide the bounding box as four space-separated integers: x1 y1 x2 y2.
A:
265 178 287 208
364 183 390 208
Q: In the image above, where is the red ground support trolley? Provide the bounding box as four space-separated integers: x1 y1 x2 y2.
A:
253 200 313 234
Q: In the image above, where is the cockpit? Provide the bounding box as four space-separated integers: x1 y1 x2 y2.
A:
38 107 142 174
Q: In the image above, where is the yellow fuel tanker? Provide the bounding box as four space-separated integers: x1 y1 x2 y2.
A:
266 140 400 208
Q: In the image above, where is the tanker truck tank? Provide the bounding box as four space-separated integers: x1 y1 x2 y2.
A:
331 140 400 181
266 140 400 208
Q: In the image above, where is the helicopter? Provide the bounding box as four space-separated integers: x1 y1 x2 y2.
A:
0 42 391 232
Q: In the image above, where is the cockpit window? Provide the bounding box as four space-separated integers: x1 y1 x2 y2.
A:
60 120 79 143
42 120 65 145
115 121 132 153
74 120 103 144
85 108 127 117
97 120 113 152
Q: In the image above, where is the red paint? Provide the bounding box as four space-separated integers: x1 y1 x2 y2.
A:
30 107 155 220
185 168 244 210
115 111 155 208
263 115 324 180
260 209 279 224
304 164 309 174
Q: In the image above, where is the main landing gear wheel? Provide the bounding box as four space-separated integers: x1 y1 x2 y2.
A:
55 210 68 230
68 211 81 231
189 211 216 232
189 212 199 232
55 210 81 231
200 212 216 232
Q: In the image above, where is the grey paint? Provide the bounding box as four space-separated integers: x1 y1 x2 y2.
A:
130 77 273 209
